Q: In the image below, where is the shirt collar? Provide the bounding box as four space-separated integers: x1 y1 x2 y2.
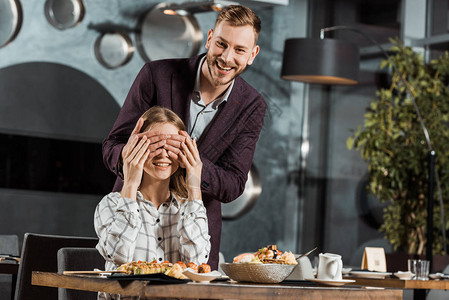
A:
194 56 234 110
169 193 182 209
136 191 182 210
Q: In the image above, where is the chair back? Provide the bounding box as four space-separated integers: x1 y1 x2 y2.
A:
15 233 98 300
0 235 19 300
57 247 105 300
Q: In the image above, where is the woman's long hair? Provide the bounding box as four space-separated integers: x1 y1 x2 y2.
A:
140 106 188 199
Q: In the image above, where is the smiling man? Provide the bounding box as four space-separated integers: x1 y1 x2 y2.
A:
202 12 259 95
102 5 266 271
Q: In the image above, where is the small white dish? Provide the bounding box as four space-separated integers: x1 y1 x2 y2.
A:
350 271 392 279
306 278 356 286
429 273 449 280
429 273 442 279
182 269 222 283
394 271 414 280
342 268 352 275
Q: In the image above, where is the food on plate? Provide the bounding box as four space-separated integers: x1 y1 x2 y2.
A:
116 260 211 279
233 245 297 265
117 260 172 275
187 262 198 272
198 263 211 273
165 263 187 279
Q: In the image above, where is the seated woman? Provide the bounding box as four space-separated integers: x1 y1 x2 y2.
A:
95 106 211 273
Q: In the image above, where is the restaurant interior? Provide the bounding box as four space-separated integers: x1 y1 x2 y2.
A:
1 0 449 299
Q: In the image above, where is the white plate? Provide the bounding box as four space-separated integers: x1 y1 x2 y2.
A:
182 269 222 283
394 271 414 280
429 273 442 279
306 278 356 286
429 273 449 280
350 271 392 279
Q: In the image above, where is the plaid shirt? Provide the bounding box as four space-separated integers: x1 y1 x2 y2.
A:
94 191 211 271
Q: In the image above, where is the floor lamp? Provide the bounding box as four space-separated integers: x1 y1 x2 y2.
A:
280 25 446 268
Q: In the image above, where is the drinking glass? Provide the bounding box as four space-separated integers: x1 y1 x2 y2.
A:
408 259 429 280
407 259 417 276
415 260 430 280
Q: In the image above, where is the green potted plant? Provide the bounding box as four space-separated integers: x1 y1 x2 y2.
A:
347 39 449 256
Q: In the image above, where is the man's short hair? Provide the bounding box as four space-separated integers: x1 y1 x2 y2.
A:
215 5 261 40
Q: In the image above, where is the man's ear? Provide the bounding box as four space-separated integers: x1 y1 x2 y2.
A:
205 29 214 50
247 45 260 65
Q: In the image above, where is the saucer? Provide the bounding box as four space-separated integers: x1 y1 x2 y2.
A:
350 271 392 279
306 278 356 286
182 269 222 283
394 271 414 280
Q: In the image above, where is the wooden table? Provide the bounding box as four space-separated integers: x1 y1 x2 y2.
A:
346 276 449 289
32 271 402 299
0 262 19 300
345 276 449 300
0 263 19 275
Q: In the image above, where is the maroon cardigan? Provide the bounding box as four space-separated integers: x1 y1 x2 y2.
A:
102 54 266 269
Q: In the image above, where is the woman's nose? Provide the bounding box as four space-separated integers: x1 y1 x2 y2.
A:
160 147 169 157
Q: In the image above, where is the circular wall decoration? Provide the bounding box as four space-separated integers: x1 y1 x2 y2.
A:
0 0 23 48
44 0 85 30
222 164 262 220
94 32 134 69
136 2 203 62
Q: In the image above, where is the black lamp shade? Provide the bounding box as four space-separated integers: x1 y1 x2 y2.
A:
281 38 360 85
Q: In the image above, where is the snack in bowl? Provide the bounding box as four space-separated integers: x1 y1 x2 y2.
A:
234 245 297 265
222 245 297 283
233 253 261 264
116 260 211 279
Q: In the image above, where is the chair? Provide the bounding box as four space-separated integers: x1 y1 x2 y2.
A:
426 264 449 300
14 233 98 300
57 247 105 300
0 235 19 300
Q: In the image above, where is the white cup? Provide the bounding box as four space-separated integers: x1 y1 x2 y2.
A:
317 253 343 281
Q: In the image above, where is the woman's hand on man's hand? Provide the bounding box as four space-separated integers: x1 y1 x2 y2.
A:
177 132 202 200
